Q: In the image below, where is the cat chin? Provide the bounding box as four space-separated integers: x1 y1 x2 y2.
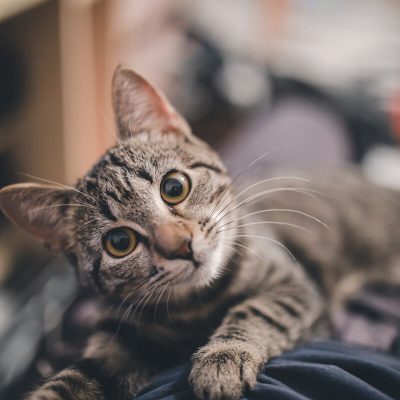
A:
190 244 229 289
163 256 225 300
170 271 219 300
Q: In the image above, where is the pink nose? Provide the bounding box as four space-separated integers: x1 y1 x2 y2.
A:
153 223 192 259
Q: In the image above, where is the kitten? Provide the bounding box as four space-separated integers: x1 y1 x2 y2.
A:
1 67 400 400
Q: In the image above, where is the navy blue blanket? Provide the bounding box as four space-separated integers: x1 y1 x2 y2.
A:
136 341 400 400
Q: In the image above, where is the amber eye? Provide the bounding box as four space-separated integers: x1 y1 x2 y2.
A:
160 171 191 205
105 227 137 258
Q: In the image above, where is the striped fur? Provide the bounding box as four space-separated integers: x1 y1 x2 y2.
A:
1 68 400 400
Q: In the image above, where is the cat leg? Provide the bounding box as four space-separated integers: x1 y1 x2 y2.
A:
189 267 324 400
331 262 400 328
27 321 158 400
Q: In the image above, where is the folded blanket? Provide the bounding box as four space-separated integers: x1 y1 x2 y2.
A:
136 340 400 400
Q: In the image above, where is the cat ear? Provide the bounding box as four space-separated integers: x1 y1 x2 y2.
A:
0 183 74 252
112 66 192 140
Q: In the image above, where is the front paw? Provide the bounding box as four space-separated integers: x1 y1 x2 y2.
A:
27 378 102 400
189 342 263 400
28 387 67 400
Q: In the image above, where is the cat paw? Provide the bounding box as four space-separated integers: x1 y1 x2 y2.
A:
27 383 100 400
189 342 262 400
27 390 64 400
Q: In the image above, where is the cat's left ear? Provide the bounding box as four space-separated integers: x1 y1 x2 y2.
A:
0 183 75 252
112 66 192 140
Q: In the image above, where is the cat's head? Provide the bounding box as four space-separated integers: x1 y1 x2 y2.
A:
0 67 237 302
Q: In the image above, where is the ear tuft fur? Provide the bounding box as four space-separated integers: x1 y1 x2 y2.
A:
0 183 75 252
112 66 192 140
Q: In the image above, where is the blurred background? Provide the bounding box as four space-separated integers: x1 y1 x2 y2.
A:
1 0 400 398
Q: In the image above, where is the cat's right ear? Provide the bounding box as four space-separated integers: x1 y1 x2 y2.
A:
0 183 74 252
112 66 192 141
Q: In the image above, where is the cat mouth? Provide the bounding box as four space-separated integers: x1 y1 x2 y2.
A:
191 256 201 269
171 257 204 284
168 252 201 269
178 256 202 274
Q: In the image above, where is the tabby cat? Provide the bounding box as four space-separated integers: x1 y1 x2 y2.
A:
1 67 400 400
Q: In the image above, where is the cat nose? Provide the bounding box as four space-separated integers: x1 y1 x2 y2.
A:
154 223 193 259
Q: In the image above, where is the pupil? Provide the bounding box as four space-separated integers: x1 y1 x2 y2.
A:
164 178 183 197
109 230 130 251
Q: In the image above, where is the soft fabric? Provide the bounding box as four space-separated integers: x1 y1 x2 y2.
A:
136 340 400 400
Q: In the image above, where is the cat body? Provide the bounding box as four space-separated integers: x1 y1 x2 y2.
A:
1 68 400 400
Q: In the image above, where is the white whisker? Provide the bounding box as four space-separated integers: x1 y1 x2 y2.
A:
206 148 279 223
120 302 134 324
138 287 156 321
217 187 327 224
131 287 155 321
219 208 333 233
214 176 310 221
19 173 95 202
219 220 312 234
231 240 264 261
116 279 148 317
166 287 172 323
221 243 245 259
153 284 169 323
224 234 297 262
30 203 97 213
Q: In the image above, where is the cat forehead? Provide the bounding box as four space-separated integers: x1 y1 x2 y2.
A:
85 135 222 181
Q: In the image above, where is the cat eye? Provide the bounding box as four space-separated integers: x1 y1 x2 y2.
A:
105 227 138 258
160 171 191 205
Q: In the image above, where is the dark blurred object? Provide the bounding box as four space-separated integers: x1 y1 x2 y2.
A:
272 78 396 162
389 89 400 145
0 258 85 400
334 284 400 356
175 28 397 174
0 44 25 207
172 30 239 148
0 44 25 121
